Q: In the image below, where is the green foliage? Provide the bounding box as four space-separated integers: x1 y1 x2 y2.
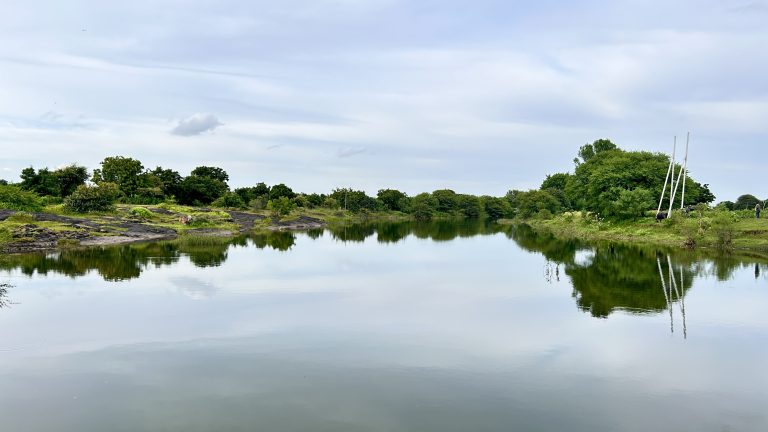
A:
735 194 761 210
411 192 437 221
267 197 296 220
234 184 269 203
330 188 378 212
323 197 339 209
149 167 183 197
177 175 228 205
456 194 481 218
269 183 295 200
377 189 409 211
212 192 246 209
129 207 154 220
20 167 59 196
575 138 618 164
92 156 145 197
716 201 735 211
190 166 229 184
55 165 90 197
605 187 654 219
432 189 458 213
64 182 120 213
480 196 511 220
0 184 44 212
565 147 714 215
540 173 571 191
509 189 561 219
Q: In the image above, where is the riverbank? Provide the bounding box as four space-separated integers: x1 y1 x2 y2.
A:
500 210 768 253
0 204 335 254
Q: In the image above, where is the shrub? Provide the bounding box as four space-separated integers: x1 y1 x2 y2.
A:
7 212 35 223
129 207 154 220
267 197 296 220
0 184 43 212
64 183 120 213
212 192 246 209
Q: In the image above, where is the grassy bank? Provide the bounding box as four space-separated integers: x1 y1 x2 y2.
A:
500 209 768 252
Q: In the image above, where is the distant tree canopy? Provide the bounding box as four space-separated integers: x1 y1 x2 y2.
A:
735 194 762 210
574 139 618 165
19 164 89 197
377 189 409 212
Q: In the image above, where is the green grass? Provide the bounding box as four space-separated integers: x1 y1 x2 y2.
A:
518 209 768 252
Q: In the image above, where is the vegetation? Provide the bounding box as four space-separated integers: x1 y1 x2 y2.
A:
64 183 121 213
0 184 44 212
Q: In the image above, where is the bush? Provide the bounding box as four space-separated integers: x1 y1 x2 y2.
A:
0 184 43 212
64 183 120 213
267 197 296 220
212 192 246 209
129 207 154 220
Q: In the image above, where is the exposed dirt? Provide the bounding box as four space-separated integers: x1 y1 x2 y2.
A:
227 211 266 232
1 208 325 253
270 215 325 231
1 211 177 253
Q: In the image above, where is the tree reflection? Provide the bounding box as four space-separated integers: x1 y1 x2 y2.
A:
0 283 11 308
506 224 695 318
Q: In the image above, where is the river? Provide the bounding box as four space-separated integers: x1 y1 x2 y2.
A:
1 221 766 431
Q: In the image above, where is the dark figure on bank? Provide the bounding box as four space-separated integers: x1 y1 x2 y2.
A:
656 211 667 222
756 203 762 219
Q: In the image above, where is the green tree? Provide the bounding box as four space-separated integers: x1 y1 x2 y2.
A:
606 187 655 219
511 189 561 218
92 156 145 197
480 196 511 220
330 188 377 212
410 192 438 221
432 189 458 213
377 189 408 211
735 194 761 210
540 173 571 191
456 194 481 218
575 138 618 164
190 166 229 184
212 192 246 209
269 183 295 200
54 165 90 197
149 167 183 198
19 167 59 196
565 146 714 215
177 176 228 205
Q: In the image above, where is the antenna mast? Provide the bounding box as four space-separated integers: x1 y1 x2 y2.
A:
679 132 689 209
657 136 675 215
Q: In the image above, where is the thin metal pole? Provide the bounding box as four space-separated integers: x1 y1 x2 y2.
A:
657 256 672 335
667 138 678 218
680 132 690 209
657 136 675 215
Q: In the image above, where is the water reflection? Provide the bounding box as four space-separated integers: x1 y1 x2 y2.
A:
0 282 10 308
1 221 765 325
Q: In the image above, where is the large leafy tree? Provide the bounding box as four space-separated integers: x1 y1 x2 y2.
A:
432 189 458 213
190 166 229 184
269 183 295 200
377 189 408 211
565 147 714 216
149 167 183 198
92 156 145 197
19 167 59 196
55 165 90 197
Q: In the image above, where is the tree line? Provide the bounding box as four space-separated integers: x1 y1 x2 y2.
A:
1 139 732 220
1 156 513 220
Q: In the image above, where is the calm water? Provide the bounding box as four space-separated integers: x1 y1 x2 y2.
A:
1 221 767 432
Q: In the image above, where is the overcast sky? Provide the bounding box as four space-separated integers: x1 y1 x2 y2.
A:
1 0 766 200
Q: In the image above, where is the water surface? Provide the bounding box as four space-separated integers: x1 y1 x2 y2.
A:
1 221 767 431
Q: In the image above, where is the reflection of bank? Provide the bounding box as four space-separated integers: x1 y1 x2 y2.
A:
657 254 687 339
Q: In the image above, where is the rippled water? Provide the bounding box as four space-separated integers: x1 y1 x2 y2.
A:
1 221 767 432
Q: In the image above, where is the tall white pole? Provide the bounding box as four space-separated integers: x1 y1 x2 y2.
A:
669 156 685 218
667 138 678 218
680 132 689 209
657 136 675 215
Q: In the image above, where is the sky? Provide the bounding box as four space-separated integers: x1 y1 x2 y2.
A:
1 0 766 200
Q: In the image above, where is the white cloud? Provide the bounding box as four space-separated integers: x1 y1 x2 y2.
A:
171 113 223 136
